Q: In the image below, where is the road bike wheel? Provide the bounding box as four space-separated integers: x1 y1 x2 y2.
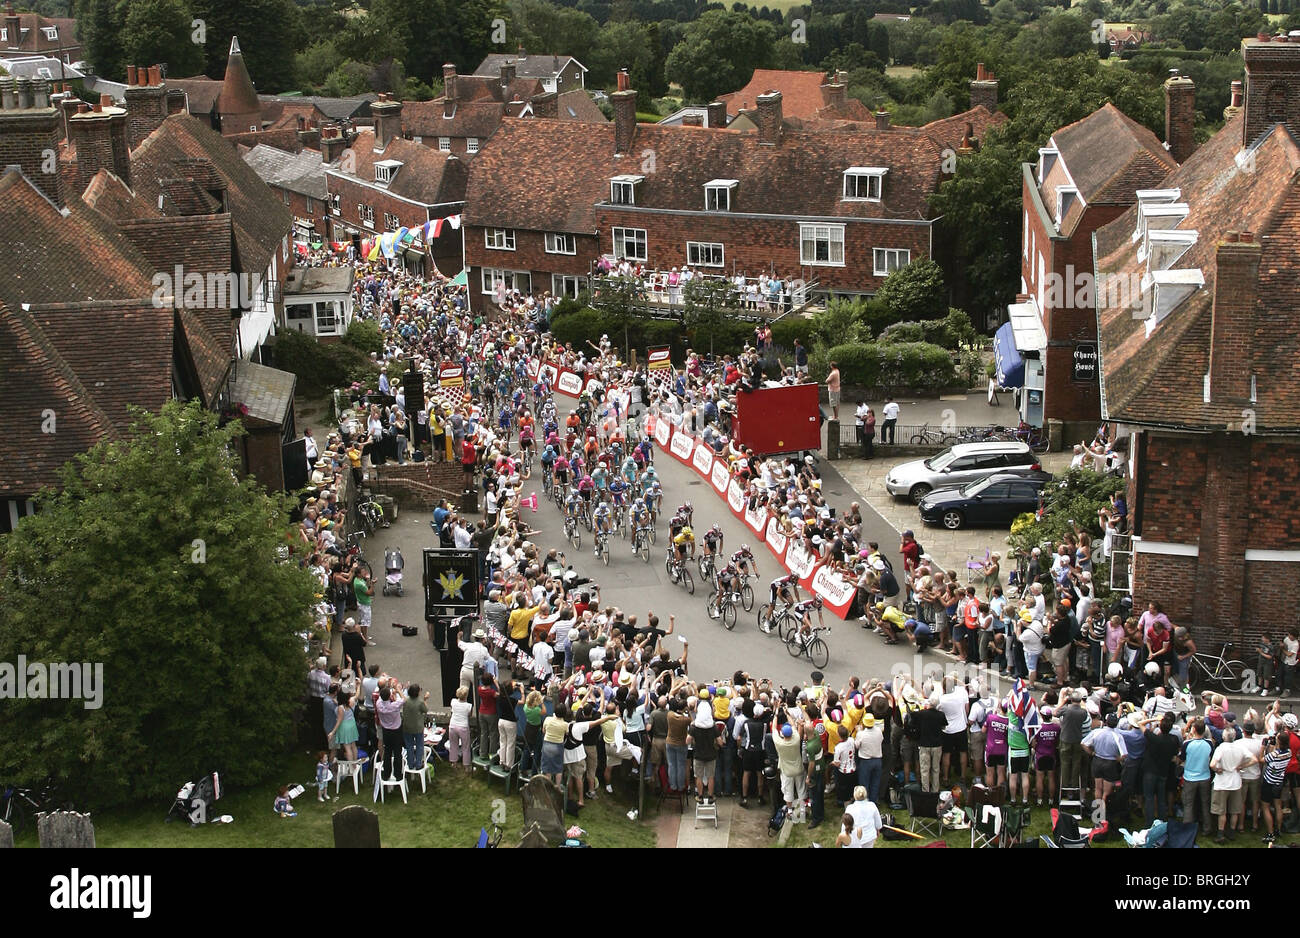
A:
786 631 804 658
722 602 737 631
640 540 649 563
740 584 754 612
683 569 694 595
1216 660 1246 694
776 612 796 643
571 528 581 551
757 603 774 633
809 637 830 670
648 525 657 545
698 555 711 580
665 553 675 577
601 542 609 566
909 431 929 445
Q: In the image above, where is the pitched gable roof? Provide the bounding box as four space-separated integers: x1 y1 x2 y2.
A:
1095 114 1300 430
242 142 327 199
473 54 586 80
717 69 830 120
556 89 606 123
169 77 224 115
332 128 466 205
1050 103 1177 206
404 98 505 139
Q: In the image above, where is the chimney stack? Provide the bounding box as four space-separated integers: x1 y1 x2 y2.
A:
442 63 458 104
0 74 62 207
371 93 403 150
1242 38 1300 147
499 61 516 96
1224 79 1244 121
874 109 890 130
970 63 998 113
67 99 130 196
612 88 636 155
16 76 31 110
821 80 846 109
123 62 168 149
681 113 703 127
706 100 727 127
320 124 347 163
531 90 557 119
1208 231 1261 403
756 90 782 146
3 3 18 45
1164 72 1196 164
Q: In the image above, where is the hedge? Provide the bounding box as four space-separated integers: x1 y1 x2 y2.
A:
271 329 380 398
877 309 977 349
550 305 753 364
813 340 957 391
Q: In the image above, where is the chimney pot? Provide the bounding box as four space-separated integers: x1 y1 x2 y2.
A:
150 65 162 85
617 69 630 92
76 102 89 113
874 109 890 130
127 65 138 85
100 93 113 107
1224 231 1240 242
1241 231 1254 243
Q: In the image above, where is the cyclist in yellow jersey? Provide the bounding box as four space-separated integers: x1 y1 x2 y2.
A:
672 525 694 567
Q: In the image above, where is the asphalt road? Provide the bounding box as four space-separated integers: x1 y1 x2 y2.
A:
359 429 956 701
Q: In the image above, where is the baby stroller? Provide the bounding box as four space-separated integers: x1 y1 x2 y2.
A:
383 547 404 597
165 772 222 826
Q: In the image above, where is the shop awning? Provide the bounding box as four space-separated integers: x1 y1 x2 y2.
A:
994 321 1024 388
995 302 1048 388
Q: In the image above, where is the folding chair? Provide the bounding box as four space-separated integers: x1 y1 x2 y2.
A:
402 748 431 794
657 762 687 813
488 743 524 795
970 803 1003 849
373 763 408 804
1002 804 1032 847
904 786 942 839
964 784 1005 828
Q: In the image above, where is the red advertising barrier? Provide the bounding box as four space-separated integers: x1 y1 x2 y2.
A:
810 564 857 618
555 368 585 398
668 426 695 464
690 438 714 478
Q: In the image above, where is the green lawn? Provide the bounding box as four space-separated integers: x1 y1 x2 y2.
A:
8 751 657 849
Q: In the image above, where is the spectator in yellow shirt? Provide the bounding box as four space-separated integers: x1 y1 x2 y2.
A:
508 595 541 645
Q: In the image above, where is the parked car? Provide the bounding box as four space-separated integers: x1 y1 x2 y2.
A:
918 471 1052 530
885 441 1042 504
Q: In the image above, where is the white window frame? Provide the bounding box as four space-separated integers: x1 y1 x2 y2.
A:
374 159 402 184
467 137 480 154
384 212 400 230
873 247 910 276
687 241 724 267
315 301 340 335
612 227 647 261
545 232 576 255
485 228 516 251
43 26 58 40
799 223 845 267
610 174 643 206
0 28 7 41
438 137 451 152
704 179 736 212
330 193 340 215
481 268 532 295
842 167 886 202
552 274 586 298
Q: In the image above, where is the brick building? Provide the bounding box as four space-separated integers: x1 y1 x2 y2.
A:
242 142 329 245
404 61 605 160
1094 38 1300 648
473 52 587 94
1017 100 1178 430
463 74 998 309
322 94 468 274
1 2 79 65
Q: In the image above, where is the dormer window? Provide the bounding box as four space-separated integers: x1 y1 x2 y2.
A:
1054 185 1078 227
610 174 643 206
374 159 402 184
1138 268 1204 334
1136 202 1189 262
1132 189 1181 243
704 179 737 212
1145 229 1197 273
843 167 887 201
43 27 58 41
1038 147 1058 183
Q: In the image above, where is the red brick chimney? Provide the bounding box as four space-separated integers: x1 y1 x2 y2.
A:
371 92 402 150
123 61 168 150
756 90 782 146
1164 73 1196 164
1224 79 1244 121
874 110 890 130
531 90 557 119
320 123 347 163
3 3 19 45
1242 37 1300 147
612 87 636 155
0 75 64 207
681 113 703 127
499 61 516 97
1207 230 1261 403
68 97 131 195
970 63 998 113
706 100 726 127
442 63 457 103
616 69 630 93
821 80 845 109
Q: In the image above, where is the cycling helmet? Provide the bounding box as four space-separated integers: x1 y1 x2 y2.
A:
1107 662 1123 681
1284 713 1299 730
1144 661 1160 677
741 544 750 553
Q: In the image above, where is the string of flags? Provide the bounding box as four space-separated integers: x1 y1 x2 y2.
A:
362 214 462 261
484 623 549 679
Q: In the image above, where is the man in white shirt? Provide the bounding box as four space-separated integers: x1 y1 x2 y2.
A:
845 786 883 847
1210 726 1253 843
881 398 900 445
457 626 491 689
937 679 970 784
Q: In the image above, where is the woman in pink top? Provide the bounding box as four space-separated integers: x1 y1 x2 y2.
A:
1105 614 1126 664
984 704 1009 790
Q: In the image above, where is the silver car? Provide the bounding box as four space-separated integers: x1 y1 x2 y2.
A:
885 441 1041 504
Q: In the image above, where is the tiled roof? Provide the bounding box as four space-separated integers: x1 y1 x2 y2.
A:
81 168 154 219
0 55 84 79
330 128 467 205
177 307 231 406
454 74 544 104
0 300 117 496
466 115 944 231
257 94 377 121
2 13 78 54
129 113 292 277
243 143 327 199
0 169 155 306
556 89 607 123
718 69 830 120
922 105 1006 154
222 127 303 153
1096 114 1300 430
217 37 261 118
473 54 585 79
404 99 507 139
230 359 295 426
169 78 223 115
1051 103 1177 206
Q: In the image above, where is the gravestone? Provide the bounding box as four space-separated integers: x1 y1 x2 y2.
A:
518 820 549 848
520 775 565 845
332 805 381 848
37 811 95 848
0 819 12 848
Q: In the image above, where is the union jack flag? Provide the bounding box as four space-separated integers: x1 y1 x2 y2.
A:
1006 678 1041 742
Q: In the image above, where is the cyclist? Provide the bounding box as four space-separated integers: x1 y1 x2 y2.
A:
518 422 535 471
592 500 613 555
565 410 582 434
712 560 743 615
553 451 570 495
540 443 557 482
731 543 759 581
576 471 595 509
497 403 513 440
621 455 639 487
702 523 725 565
608 474 628 514
676 501 694 528
639 463 659 493
629 498 650 543
789 596 826 649
642 480 662 521
565 488 582 526
591 462 609 501
668 509 689 549
763 572 802 632
672 522 695 571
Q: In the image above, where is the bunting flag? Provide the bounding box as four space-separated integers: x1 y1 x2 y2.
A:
447 214 462 230
366 239 381 261
397 226 412 244
520 493 538 512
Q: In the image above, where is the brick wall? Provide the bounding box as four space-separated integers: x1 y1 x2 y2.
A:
0 108 62 206
328 174 433 236
242 427 286 491
371 459 468 511
67 111 119 198
1135 432 1207 542
123 85 167 150
413 135 475 160
465 226 600 307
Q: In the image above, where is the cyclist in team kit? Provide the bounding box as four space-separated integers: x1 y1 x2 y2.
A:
672 522 695 569
702 523 725 566
789 596 826 647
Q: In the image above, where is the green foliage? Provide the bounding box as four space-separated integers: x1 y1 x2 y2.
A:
0 400 318 808
121 0 205 79
1006 468 1125 598
77 0 125 80
877 310 975 349
877 321 926 345
664 10 779 101
875 258 948 322
322 60 372 97
812 340 958 391
342 319 383 356
273 329 380 397
188 0 304 90
295 39 344 90
810 297 871 346
770 315 814 351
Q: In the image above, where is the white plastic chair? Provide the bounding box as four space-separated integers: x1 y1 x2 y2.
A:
335 757 368 795
403 747 431 794
373 757 408 804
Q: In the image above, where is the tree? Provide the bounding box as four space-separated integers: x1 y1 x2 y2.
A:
295 39 343 91
664 10 778 102
0 400 318 809
875 259 948 321
77 0 124 79
188 0 303 90
681 276 732 353
121 0 204 79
